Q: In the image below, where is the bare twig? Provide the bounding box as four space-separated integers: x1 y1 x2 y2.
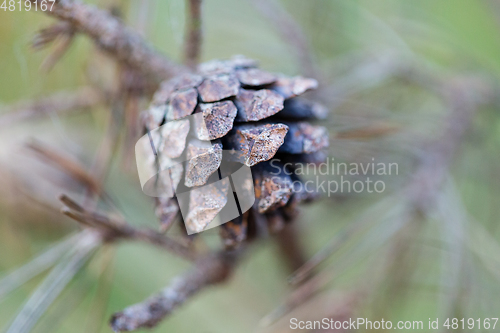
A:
59 195 197 261
26 140 124 217
184 0 203 69
39 28 75 72
27 140 102 194
110 250 239 331
0 87 103 128
32 21 73 50
31 0 188 81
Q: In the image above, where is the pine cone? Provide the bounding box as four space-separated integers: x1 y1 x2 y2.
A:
139 55 329 249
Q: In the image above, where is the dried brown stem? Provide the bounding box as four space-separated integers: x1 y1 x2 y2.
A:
59 195 197 261
26 140 123 216
40 29 75 72
110 250 239 331
31 0 188 81
32 21 73 50
0 87 103 128
184 0 203 69
274 223 307 272
27 140 102 194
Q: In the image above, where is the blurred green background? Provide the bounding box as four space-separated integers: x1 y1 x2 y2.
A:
1 0 500 332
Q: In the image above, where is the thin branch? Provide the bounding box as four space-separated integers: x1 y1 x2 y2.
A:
39 30 75 72
26 140 123 217
31 0 188 81
59 195 197 262
184 0 203 69
27 140 102 194
32 21 73 50
0 87 103 128
33 20 77 72
110 250 239 331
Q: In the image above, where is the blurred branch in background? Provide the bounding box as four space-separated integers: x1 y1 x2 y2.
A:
26 140 104 195
29 0 188 82
33 22 76 73
59 194 197 261
184 0 203 69
110 250 240 331
261 67 495 325
0 87 103 128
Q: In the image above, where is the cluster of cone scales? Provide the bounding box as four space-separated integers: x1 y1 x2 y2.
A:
139 55 329 249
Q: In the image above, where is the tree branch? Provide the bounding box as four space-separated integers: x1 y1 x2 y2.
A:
184 0 203 69
59 195 197 262
110 250 239 331
31 0 188 81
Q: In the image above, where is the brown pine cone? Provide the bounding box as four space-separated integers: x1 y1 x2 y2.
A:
138 55 329 249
